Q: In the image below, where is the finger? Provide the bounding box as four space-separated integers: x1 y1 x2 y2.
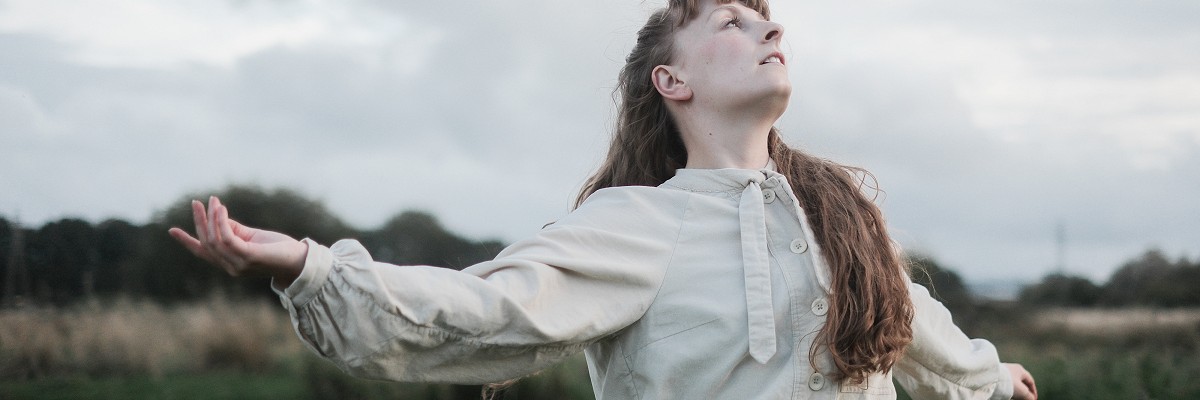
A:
211 197 239 253
1017 373 1034 399
211 202 250 275
168 227 204 255
191 200 210 247
207 196 221 245
169 227 218 264
202 197 234 268
226 215 254 241
196 199 224 262
217 203 249 256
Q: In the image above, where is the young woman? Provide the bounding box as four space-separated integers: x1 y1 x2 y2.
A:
169 0 1038 398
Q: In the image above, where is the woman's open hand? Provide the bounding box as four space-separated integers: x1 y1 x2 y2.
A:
1005 363 1038 400
167 196 307 286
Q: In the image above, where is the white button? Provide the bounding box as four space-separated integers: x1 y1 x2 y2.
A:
808 372 825 390
789 238 808 254
762 189 776 203
811 298 829 316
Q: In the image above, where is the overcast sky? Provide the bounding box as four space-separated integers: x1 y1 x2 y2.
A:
2 0 1197 283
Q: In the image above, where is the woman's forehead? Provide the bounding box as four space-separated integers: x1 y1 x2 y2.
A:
675 0 771 23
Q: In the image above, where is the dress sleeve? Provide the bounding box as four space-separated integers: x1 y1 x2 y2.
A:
893 283 1015 400
271 189 689 384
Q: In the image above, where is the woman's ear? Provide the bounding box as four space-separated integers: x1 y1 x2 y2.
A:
652 65 692 101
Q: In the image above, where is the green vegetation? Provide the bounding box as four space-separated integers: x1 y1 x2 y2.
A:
0 185 505 305
1004 343 1200 400
0 356 593 400
0 371 305 400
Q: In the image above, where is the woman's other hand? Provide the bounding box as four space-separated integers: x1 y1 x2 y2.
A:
1004 363 1037 400
168 196 307 287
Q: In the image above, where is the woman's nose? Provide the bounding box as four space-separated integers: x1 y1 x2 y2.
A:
762 21 783 43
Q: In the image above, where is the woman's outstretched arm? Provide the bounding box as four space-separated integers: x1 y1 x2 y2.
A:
167 196 307 286
894 283 1038 400
168 189 689 384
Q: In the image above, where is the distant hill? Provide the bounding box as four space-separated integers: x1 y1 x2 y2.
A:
967 279 1026 302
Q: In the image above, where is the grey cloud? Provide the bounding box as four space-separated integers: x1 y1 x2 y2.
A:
785 50 1200 280
1 1 634 238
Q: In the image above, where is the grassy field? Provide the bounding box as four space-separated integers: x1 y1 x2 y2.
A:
2 297 1198 399
0 296 592 400
989 307 1200 400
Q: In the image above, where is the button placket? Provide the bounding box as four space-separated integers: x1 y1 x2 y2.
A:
762 189 776 203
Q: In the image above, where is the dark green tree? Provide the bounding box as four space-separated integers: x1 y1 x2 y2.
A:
0 217 33 304
94 218 145 295
1100 249 1199 307
360 211 505 270
0 215 9 299
4 185 510 304
26 218 97 304
0 216 9 299
1019 273 1101 307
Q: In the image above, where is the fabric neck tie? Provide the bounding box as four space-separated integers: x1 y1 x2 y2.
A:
739 173 777 364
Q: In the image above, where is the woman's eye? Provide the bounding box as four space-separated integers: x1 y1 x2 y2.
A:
724 17 741 28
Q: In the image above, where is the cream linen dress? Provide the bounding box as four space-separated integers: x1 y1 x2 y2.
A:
273 166 1014 400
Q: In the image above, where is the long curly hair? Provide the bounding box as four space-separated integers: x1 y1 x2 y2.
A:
575 0 914 384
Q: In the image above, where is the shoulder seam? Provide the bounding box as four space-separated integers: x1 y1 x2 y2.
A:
636 192 694 326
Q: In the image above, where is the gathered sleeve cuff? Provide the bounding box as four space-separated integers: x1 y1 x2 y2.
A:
271 238 333 307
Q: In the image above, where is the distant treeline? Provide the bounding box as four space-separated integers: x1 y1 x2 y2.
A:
1 185 1197 309
901 250 1200 338
1019 250 1200 308
0 185 504 305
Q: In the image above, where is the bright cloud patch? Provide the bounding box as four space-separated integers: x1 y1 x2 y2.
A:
0 0 437 69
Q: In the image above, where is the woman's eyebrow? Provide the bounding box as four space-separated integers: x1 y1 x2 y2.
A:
708 5 740 20
708 5 764 21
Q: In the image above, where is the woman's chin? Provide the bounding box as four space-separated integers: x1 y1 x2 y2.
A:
761 84 792 112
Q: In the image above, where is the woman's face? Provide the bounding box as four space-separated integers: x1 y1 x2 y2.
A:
669 0 790 110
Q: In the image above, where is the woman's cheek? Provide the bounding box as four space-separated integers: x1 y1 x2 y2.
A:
698 37 741 64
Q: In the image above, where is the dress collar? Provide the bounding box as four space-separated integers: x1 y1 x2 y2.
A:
661 159 781 193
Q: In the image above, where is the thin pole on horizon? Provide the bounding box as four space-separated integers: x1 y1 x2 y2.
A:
1055 221 1067 274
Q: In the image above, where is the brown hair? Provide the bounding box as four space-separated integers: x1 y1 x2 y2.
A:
576 0 914 384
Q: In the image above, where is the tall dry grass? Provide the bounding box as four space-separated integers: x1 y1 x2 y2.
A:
1019 307 1200 350
1032 307 1200 335
0 296 591 400
0 295 304 379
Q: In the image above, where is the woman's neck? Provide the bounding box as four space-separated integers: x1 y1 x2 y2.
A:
677 115 773 170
